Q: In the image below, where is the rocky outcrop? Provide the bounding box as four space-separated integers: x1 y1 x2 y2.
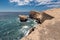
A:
29 11 54 24
21 8 60 40
19 15 28 22
29 11 40 19
29 11 42 24
27 27 35 35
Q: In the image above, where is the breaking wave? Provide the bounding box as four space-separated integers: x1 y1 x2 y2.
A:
0 13 37 40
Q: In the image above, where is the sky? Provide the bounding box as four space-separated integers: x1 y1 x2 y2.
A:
0 0 60 12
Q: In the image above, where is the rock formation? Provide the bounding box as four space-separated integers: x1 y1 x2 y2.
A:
29 11 40 19
21 8 60 40
29 11 42 24
19 15 28 22
29 11 54 24
27 27 35 35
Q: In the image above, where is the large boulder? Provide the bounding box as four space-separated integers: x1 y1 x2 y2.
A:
19 15 28 22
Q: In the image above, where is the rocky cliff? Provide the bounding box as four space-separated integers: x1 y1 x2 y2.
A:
21 8 60 40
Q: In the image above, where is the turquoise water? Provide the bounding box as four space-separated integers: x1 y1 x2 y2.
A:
0 12 36 40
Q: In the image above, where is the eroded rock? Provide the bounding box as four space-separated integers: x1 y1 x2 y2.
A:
29 11 40 19
19 15 28 22
29 11 54 24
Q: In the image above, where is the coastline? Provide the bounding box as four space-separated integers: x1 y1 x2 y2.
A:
21 8 60 40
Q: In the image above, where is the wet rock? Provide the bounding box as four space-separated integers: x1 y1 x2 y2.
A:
19 15 28 22
28 27 35 35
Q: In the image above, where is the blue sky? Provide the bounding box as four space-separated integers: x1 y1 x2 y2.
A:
0 0 60 12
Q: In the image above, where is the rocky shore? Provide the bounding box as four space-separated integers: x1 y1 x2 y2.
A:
19 15 28 22
21 8 60 40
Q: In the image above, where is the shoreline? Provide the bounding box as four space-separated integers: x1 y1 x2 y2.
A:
21 8 60 40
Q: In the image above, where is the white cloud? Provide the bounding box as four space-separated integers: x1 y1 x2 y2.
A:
35 0 60 8
47 5 60 8
9 0 53 6
9 0 33 5
47 2 60 8
9 0 60 7
35 0 52 5
10 0 18 2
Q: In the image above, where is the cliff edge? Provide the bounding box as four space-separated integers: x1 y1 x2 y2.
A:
21 8 60 40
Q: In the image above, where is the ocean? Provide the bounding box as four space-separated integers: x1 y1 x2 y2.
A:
0 12 37 40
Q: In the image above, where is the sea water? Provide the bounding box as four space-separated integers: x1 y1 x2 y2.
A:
0 12 37 40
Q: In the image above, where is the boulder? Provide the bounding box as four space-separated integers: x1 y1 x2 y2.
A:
19 15 28 22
